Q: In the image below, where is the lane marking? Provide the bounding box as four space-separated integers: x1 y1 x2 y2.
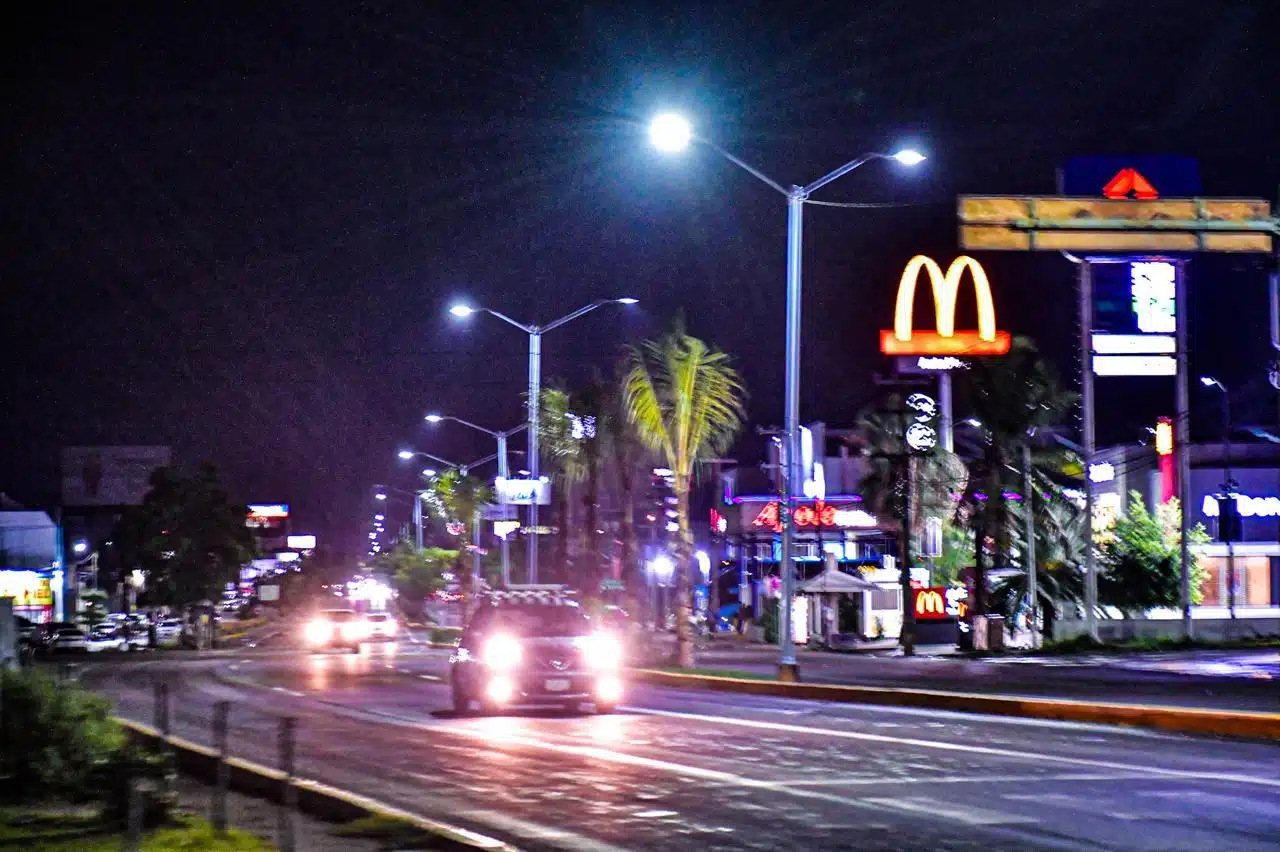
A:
787 772 1146 788
862 796 1037 826
1004 793 1148 821
451 807 634 852
624 707 1280 790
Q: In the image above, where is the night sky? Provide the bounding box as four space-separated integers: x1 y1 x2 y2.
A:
3 1 1277 553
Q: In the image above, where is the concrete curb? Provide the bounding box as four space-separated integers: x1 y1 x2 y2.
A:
631 668 1280 741
115 717 516 851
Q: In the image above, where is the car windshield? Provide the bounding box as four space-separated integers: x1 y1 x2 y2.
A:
367 613 389 622
321 610 357 622
490 604 591 638
161 620 182 628
59 629 85 637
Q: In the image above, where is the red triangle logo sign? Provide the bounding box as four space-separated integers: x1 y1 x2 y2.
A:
1102 168 1159 200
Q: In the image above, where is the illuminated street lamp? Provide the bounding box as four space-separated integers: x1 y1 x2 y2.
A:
448 297 638 583
1201 376 1237 620
650 112 924 677
72 540 88 555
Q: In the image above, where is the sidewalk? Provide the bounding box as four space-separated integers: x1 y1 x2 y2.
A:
640 635 1280 714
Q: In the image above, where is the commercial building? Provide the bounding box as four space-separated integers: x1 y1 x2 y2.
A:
713 424 927 641
1091 439 1280 613
0 506 64 623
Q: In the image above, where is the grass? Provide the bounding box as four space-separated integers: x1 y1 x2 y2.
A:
333 814 455 850
0 808 270 851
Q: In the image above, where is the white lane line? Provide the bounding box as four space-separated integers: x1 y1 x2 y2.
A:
451 807 634 852
788 772 1146 788
862 796 1037 826
625 706 1280 790
419 674 442 682
632 810 678 819
432 724 1038 828
1142 790 1280 820
1004 793 1148 821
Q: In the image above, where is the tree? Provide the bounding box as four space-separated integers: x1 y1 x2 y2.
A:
990 491 1088 637
856 399 968 555
422 469 493 611
1098 493 1208 616
381 543 456 618
538 386 586 583
623 322 745 668
111 464 255 606
570 374 614 592
612 357 650 617
960 337 1077 615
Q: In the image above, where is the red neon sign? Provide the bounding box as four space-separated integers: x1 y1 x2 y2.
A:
751 501 839 532
1102 168 1159 200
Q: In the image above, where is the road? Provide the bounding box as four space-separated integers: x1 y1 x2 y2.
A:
75 639 1280 852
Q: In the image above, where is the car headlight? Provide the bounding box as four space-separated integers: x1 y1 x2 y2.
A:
304 620 331 644
580 633 623 670
482 634 523 669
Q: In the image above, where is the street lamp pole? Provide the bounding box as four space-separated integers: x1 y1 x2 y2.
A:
1202 377 1235 620
649 113 923 678
449 298 637 584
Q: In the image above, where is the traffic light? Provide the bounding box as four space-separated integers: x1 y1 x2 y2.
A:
1217 495 1242 543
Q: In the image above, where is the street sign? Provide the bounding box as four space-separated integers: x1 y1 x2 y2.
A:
495 477 551 505
958 196 1275 253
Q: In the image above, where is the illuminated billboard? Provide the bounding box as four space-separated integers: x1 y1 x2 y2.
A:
880 256 1010 357
286 535 316 550
1090 261 1178 376
246 504 289 530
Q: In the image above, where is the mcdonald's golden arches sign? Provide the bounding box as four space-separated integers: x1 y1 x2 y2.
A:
880 255 1011 356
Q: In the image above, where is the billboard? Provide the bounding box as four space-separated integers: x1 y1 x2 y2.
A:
246 504 289 530
286 535 316 550
1091 260 1178 376
880 256 1010 357
61 446 171 507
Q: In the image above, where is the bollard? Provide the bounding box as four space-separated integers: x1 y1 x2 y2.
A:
277 716 297 852
212 701 230 833
152 681 172 797
122 780 142 852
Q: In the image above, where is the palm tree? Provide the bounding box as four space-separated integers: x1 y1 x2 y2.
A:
991 483 1088 638
856 400 968 553
423 469 493 613
539 386 586 584
570 374 614 591
612 358 649 616
623 323 745 668
960 337 1077 615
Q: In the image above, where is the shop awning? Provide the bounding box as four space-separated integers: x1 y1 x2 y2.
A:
799 565 880 594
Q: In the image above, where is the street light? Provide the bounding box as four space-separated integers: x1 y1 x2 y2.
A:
422 468 437 478
398 449 414 460
425 413 530 586
449 297 638 583
650 112 923 677
72 540 88 555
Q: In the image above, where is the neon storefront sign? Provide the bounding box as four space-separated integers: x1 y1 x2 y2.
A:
1202 494 1280 519
750 501 877 532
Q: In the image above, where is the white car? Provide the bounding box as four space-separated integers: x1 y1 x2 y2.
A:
87 625 128 652
155 619 184 646
364 612 397 640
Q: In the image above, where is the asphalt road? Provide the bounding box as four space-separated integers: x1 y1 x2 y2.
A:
75 641 1280 852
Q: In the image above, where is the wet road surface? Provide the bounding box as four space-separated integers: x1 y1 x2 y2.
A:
75 644 1280 851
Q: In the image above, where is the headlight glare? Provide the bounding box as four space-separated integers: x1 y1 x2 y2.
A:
482 634 523 669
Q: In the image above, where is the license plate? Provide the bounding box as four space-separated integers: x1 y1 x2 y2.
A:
544 678 571 692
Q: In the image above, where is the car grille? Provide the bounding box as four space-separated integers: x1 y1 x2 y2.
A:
530 644 582 672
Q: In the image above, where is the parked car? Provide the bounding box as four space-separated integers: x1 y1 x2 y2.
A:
155 619 185 647
52 626 89 653
86 624 128 652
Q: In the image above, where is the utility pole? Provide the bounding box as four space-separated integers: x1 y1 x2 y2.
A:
1023 442 1039 648
898 452 916 656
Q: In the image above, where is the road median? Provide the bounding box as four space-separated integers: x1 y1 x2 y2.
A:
631 667 1280 741
115 717 517 851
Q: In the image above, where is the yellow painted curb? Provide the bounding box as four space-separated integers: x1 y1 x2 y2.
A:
632 669 1280 741
116 717 517 851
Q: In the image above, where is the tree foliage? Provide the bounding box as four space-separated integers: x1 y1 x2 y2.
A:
381 542 457 617
110 464 255 605
422 469 492 606
1098 493 1208 615
623 321 745 668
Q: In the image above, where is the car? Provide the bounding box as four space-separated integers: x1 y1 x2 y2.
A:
155 619 184 647
302 609 367 652
449 589 624 715
86 624 129 652
15 615 38 645
364 612 397 640
51 626 89 653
